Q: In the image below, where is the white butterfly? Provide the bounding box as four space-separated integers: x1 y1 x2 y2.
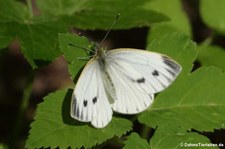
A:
70 45 182 128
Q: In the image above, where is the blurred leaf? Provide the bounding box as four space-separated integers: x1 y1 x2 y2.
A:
146 0 191 41
0 24 12 49
0 0 29 22
37 0 169 30
0 0 68 68
26 90 133 149
123 133 150 149
0 143 7 149
150 122 218 149
198 45 225 71
36 0 85 16
200 0 225 35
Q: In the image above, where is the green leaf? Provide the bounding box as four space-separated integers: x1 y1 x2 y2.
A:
198 45 225 71
36 0 85 16
139 66 225 132
200 0 225 35
0 24 13 49
0 143 7 149
140 33 225 133
26 90 132 149
37 0 169 30
0 0 29 23
146 0 191 41
17 20 67 68
150 122 218 149
58 33 91 79
123 133 150 149
0 0 28 48
0 0 68 68
147 33 197 77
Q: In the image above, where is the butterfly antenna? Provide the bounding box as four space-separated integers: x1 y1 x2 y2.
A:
98 14 120 49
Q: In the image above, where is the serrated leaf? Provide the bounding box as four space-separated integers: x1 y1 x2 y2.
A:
198 45 225 72
123 132 150 149
26 90 132 149
150 122 218 149
140 33 225 133
139 66 225 132
200 0 225 35
147 33 197 77
37 0 169 30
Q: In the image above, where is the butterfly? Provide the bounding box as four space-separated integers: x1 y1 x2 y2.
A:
70 40 182 128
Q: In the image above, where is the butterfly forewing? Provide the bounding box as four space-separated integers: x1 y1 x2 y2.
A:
106 49 181 93
70 59 112 128
104 48 181 114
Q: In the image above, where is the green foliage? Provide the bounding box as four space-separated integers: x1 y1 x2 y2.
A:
0 0 68 68
150 123 218 149
123 133 150 149
200 0 225 35
198 45 225 72
1 0 225 148
58 33 90 79
139 66 225 131
140 33 225 139
37 0 169 29
26 90 132 148
146 0 192 41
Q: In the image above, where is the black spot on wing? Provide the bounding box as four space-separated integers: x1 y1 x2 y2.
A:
152 70 159 76
137 77 145 83
92 97 97 104
83 100 88 107
162 56 180 73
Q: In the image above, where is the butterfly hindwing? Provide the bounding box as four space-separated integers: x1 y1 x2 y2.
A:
104 48 181 114
70 59 112 128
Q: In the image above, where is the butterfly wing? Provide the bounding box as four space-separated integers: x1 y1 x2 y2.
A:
70 59 112 128
104 48 182 114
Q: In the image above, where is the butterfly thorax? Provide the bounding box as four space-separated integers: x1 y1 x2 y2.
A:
94 47 107 66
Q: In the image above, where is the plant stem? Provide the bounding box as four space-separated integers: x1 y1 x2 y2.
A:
27 0 34 19
8 69 36 149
